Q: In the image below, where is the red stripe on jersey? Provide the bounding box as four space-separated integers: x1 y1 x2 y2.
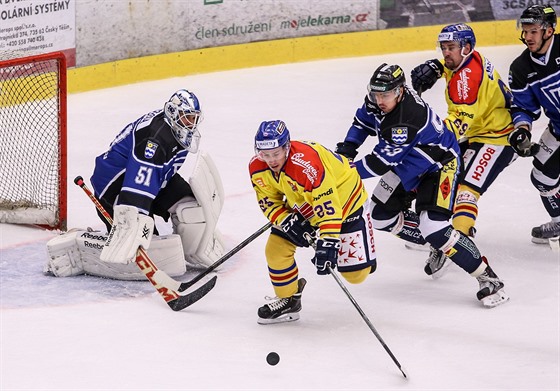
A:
270 206 289 223
342 180 363 217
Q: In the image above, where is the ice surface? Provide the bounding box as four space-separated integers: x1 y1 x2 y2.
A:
1 45 559 390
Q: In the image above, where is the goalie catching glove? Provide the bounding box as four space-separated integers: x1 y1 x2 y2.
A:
311 237 340 275
280 212 316 247
410 59 444 94
508 126 540 157
101 205 154 264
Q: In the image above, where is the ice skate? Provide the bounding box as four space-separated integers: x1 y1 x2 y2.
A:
424 247 451 279
257 278 306 325
476 263 509 308
531 221 560 246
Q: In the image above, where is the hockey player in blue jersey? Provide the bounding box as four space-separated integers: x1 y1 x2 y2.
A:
509 4 560 248
44 90 225 280
335 63 508 307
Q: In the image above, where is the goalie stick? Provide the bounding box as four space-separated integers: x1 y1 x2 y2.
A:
178 221 272 292
74 176 216 311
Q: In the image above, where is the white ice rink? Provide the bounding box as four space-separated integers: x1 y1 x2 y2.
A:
1 45 559 390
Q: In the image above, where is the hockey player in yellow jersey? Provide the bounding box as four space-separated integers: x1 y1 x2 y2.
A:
249 120 377 324
411 23 517 275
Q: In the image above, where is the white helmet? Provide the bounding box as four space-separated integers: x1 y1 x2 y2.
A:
164 89 203 153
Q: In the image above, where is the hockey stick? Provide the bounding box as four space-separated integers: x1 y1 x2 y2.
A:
305 232 407 378
74 176 217 311
178 221 272 292
327 265 408 379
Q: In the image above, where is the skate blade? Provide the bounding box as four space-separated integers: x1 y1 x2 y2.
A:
429 259 452 280
405 242 431 252
531 237 550 244
480 290 510 308
549 237 560 252
257 312 300 325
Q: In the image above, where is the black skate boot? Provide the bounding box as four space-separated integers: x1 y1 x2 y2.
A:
424 247 451 279
476 260 509 308
257 278 307 325
531 221 560 244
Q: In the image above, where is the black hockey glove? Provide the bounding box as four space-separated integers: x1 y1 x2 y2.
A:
312 237 340 275
280 212 316 248
508 126 540 157
411 59 444 94
335 141 359 160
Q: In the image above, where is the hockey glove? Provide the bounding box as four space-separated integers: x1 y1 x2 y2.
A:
411 59 444 94
312 237 340 275
335 141 359 160
508 126 540 157
280 212 316 248
101 205 154 264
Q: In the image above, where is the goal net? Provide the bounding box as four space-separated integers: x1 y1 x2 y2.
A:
0 51 67 231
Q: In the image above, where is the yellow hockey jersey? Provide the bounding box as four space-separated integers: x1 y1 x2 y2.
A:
440 51 514 145
249 140 367 239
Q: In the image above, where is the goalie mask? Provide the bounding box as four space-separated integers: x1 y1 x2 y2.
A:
164 89 203 153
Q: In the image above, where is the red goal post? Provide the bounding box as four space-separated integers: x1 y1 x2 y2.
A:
0 51 67 231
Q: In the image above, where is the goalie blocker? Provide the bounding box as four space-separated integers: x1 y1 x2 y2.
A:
45 151 225 280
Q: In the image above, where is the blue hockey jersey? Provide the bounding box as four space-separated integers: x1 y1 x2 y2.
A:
91 110 188 215
344 87 461 191
509 34 560 138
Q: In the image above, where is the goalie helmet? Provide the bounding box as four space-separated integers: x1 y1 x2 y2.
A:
518 4 557 29
164 89 203 153
254 120 291 160
438 23 476 49
368 63 406 95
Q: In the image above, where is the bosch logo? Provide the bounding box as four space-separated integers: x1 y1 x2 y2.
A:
471 147 496 181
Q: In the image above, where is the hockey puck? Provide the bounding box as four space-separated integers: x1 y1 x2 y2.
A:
266 352 280 366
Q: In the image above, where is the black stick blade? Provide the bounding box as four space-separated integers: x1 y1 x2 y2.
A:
167 276 217 311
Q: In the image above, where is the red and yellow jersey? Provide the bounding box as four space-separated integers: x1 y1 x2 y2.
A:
249 140 367 239
440 51 514 145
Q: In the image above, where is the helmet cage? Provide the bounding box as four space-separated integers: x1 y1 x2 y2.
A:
164 89 203 153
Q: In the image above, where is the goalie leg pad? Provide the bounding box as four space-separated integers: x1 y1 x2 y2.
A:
171 151 226 268
45 230 86 277
172 199 225 268
45 230 185 280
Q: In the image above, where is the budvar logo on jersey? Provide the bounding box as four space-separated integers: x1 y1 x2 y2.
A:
144 141 159 159
291 152 318 184
391 127 408 144
457 69 471 101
